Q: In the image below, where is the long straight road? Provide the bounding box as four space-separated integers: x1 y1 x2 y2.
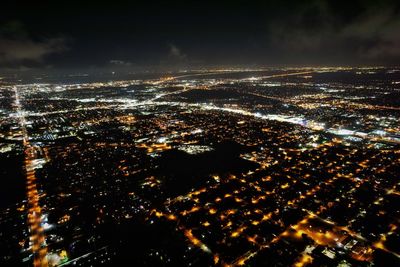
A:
13 87 48 267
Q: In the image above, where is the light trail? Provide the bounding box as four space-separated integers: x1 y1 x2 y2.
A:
13 87 48 267
153 70 318 84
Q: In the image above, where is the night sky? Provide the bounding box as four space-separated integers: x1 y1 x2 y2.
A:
1 0 400 72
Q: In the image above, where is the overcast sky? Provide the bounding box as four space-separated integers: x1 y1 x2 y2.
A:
1 0 400 72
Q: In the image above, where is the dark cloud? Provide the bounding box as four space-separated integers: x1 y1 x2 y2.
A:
156 44 189 70
264 0 400 65
0 21 69 68
345 9 400 59
0 37 67 65
1 0 399 71
168 44 187 61
109 60 132 66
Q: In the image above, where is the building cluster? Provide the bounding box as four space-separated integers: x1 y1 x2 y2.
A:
0 67 399 266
